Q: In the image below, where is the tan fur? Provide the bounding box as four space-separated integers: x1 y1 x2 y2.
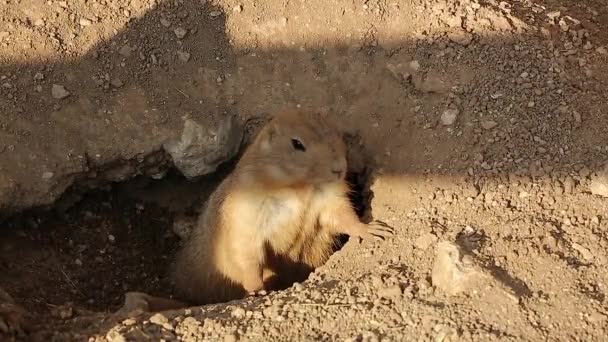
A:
171 110 393 305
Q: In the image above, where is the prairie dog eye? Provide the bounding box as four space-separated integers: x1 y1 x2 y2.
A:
291 138 306 152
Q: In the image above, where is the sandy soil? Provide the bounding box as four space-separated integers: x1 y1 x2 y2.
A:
1 0 608 341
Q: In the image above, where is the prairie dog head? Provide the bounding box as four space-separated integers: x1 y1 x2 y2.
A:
246 110 347 187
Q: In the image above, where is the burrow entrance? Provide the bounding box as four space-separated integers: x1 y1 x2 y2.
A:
0 132 374 332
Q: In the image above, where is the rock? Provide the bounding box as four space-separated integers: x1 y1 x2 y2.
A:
414 233 438 250
51 84 70 99
409 60 420 71
160 18 171 28
163 115 242 179
79 18 92 27
431 241 478 295
110 78 124 88
177 51 191 62
481 120 498 130
42 171 54 180
209 10 223 18
597 47 607 55
231 307 246 318
571 243 594 261
573 110 582 123
174 27 188 39
449 32 473 46
118 45 132 57
441 109 459 126
589 164 608 197
378 285 402 299
149 313 169 326
233 5 243 13
418 74 445 93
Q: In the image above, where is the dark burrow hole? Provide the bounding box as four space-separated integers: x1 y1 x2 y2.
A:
0 132 374 328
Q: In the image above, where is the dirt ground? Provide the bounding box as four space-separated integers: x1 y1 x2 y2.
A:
1 0 608 340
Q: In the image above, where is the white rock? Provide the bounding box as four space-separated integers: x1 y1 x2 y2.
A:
431 241 477 295
441 109 459 126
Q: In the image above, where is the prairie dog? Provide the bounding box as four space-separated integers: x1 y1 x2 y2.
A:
171 110 393 305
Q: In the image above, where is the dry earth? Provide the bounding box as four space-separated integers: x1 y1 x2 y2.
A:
1 0 608 341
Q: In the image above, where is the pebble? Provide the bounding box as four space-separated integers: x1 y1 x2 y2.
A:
589 165 608 198
174 27 188 39
441 109 459 126
431 241 477 295
571 243 594 261
110 78 124 88
231 307 246 318
177 51 191 62
233 5 243 13
160 18 171 28
481 120 498 130
409 60 420 71
118 45 132 57
597 47 607 55
51 84 70 99
209 10 223 18
378 285 402 299
149 313 174 330
79 18 92 27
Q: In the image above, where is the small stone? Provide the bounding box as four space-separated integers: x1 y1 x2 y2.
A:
414 233 438 250
431 241 478 295
51 84 70 99
174 27 188 39
589 165 608 198
160 18 171 28
571 243 594 261
106 331 126 342
224 333 238 342
409 60 420 71
573 111 582 123
231 307 246 318
449 32 473 46
75 258 83 266
596 47 607 55
233 5 243 13
42 171 54 180
108 235 116 243
0 31 9 39
481 120 498 130
149 313 173 330
177 51 191 62
118 45 132 57
110 78 124 88
79 18 92 27
441 109 459 126
527 101 535 108
591 216 600 225
209 10 223 18
34 19 45 26
378 285 402 299
34 72 44 81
